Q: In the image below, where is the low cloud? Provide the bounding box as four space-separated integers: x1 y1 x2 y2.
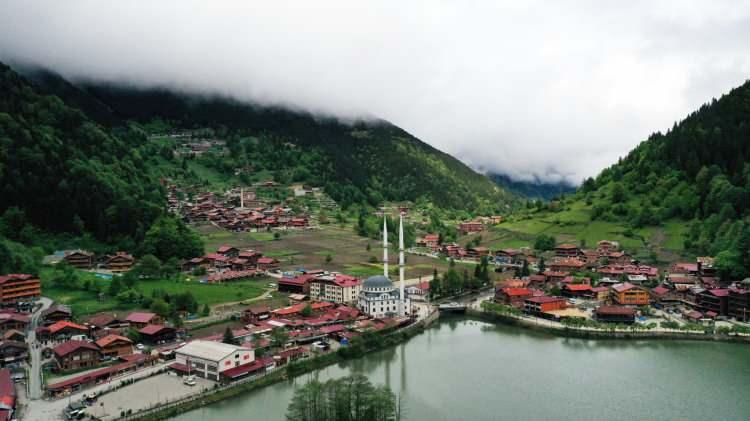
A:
2 1 749 184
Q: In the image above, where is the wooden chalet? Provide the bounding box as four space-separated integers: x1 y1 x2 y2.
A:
105 252 135 272
63 250 95 269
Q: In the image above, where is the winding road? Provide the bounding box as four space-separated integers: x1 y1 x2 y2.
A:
27 297 53 400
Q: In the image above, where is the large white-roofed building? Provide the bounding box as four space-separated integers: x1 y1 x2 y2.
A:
174 340 254 381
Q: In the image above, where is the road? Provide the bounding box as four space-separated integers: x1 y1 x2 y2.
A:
27 297 53 400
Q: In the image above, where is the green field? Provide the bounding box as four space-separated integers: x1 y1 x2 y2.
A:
40 268 267 317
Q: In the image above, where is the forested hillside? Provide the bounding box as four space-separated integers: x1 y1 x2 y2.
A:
489 173 576 201
0 62 202 272
23 68 517 213
503 79 750 278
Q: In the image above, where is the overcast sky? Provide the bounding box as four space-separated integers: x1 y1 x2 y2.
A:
2 1 750 184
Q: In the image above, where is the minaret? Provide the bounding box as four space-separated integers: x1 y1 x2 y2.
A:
383 215 389 277
240 187 244 209
399 213 405 315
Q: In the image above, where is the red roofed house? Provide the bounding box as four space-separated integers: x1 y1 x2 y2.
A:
36 321 88 342
243 305 271 323
40 305 72 325
542 271 569 283
309 274 362 305
495 288 533 308
0 274 41 305
0 313 29 334
138 325 176 345
278 273 316 294
562 283 593 298
465 247 490 262
257 257 280 271
125 312 163 329
523 296 566 315
554 244 583 258
95 334 134 359
550 258 586 272
54 340 101 371
670 262 699 275
416 234 440 249
650 285 670 303
458 221 484 234
216 246 239 258
696 289 729 317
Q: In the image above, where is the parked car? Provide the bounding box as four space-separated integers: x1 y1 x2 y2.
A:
183 375 196 386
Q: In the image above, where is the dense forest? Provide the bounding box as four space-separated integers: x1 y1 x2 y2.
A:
577 79 750 280
23 67 517 213
0 62 202 273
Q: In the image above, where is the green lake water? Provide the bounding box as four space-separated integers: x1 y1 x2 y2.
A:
175 317 750 420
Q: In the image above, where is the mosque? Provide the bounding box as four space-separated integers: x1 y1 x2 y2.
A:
358 214 411 318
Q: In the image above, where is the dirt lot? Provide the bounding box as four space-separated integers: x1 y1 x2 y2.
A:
198 224 469 279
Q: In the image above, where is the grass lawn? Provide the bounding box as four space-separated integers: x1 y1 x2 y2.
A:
40 267 267 317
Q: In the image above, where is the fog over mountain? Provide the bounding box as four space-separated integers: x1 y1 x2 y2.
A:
2 1 750 184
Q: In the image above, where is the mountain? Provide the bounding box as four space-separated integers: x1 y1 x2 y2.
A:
489 173 576 201
21 66 516 214
499 78 750 277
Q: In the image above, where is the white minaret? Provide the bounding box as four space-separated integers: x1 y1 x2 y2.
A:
399 213 406 315
383 216 389 277
240 187 244 209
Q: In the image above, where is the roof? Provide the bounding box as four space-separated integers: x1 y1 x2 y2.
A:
651 286 670 296
0 274 36 285
46 354 150 391
596 306 636 316
500 288 532 297
320 324 347 334
257 257 277 264
86 313 117 327
95 334 133 348
42 304 72 318
246 305 271 315
176 340 251 362
126 312 158 324
138 324 173 335
555 244 579 249
705 288 730 297
564 284 592 291
363 275 393 289
217 245 238 253
0 313 30 324
222 359 264 378
47 320 87 334
54 340 99 358
611 282 638 293
525 296 565 304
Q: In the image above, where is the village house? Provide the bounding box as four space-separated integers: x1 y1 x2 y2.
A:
242 305 271 323
63 250 95 269
554 244 583 258
596 240 619 254
590 286 610 301
105 252 135 272
138 324 176 345
728 288 750 322
216 245 240 258
595 306 636 324
53 340 101 371
465 247 490 262
405 281 430 301
696 256 716 277
441 243 467 260
610 283 650 306
125 312 163 329
257 257 280 271
496 288 534 308
3 330 25 342
696 289 729 317
670 262 700 276
605 251 632 265
0 341 28 367
40 305 72 325
549 258 586 273
416 234 440 249
171 340 254 381
523 296 566 316
458 221 485 234
650 285 671 304
0 274 41 306
36 321 88 342
205 270 258 284
0 313 29 334
490 215 504 224
85 313 127 332
542 270 569 284
309 274 362 305
562 283 593 298
95 334 134 359
494 249 524 265
278 273 319 294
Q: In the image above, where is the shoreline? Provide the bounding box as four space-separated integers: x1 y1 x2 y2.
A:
467 308 750 343
120 311 438 421
118 307 747 420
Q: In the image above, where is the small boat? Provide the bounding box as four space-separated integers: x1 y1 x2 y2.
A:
438 302 467 313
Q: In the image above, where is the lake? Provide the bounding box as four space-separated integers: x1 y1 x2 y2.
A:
175 317 750 420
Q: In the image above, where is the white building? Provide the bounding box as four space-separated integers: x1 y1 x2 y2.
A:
309 273 362 304
358 214 410 318
175 340 254 381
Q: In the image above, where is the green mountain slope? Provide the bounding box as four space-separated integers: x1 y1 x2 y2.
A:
22 69 517 213
498 79 750 274
489 173 576 201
